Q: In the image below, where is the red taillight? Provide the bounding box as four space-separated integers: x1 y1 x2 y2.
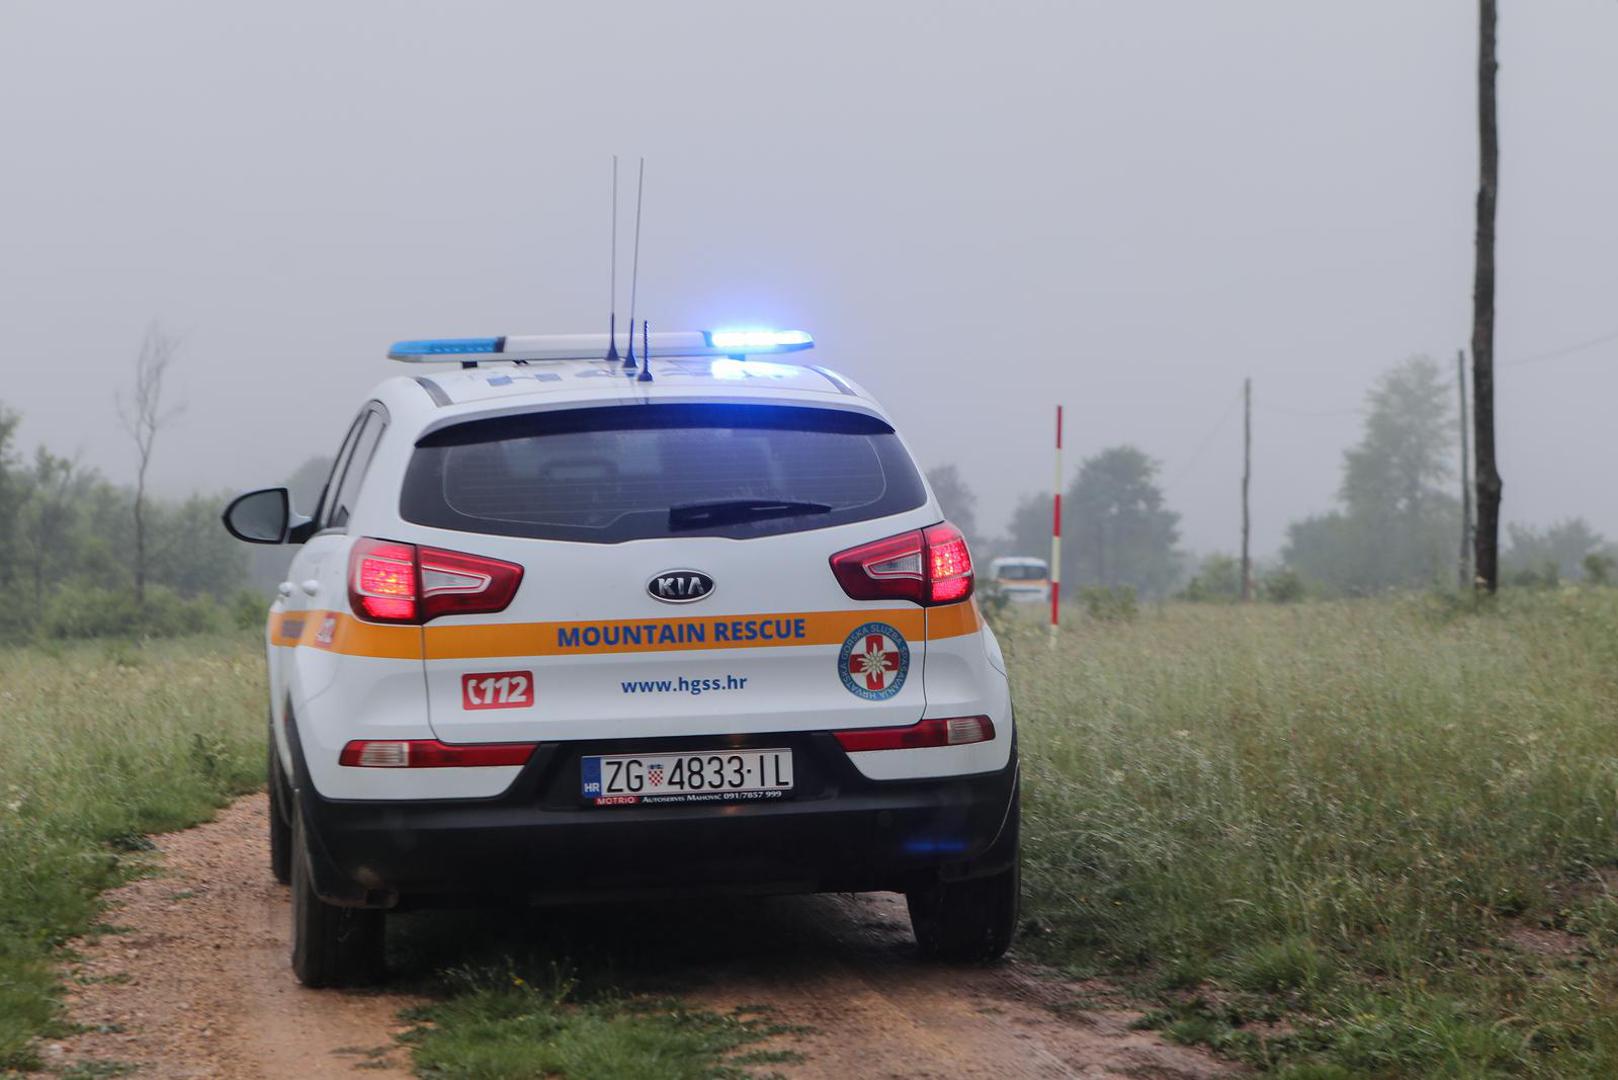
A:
339 739 537 768
924 524 973 603
352 539 417 621
834 716 995 752
418 546 524 619
348 538 523 624
829 522 974 606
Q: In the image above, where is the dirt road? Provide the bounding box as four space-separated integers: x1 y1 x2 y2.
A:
54 795 1231 1079
54 796 416 1078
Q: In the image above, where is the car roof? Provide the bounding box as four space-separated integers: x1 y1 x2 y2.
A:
371 356 885 434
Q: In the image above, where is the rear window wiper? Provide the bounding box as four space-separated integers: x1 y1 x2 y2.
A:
668 498 833 531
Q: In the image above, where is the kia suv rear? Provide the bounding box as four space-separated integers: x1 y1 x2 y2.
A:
223 333 1018 986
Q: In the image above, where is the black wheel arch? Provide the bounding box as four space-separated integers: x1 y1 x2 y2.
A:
281 700 395 908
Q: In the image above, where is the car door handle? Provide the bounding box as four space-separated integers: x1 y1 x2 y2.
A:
277 582 294 598
300 579 321 597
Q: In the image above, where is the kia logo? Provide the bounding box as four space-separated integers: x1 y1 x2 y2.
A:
648 570 715 604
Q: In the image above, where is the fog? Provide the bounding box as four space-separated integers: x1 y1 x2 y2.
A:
2 0 1614 558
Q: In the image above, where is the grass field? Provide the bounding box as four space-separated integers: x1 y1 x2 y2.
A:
5 593 1618 1076
0 635 265 1070
1010 591 1618 1077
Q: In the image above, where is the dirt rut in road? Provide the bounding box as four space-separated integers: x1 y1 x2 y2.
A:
54 794 416 1079
681 892 1233 1079
52 794 1233 1079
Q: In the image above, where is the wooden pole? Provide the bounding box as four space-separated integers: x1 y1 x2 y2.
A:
1050 405 1063 644
1471 0 1503 592
1241 377 1252 602
1457 349 1473 589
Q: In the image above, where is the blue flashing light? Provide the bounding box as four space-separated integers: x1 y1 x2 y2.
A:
705 329 813 352
390 337 503 357
902 837 969 856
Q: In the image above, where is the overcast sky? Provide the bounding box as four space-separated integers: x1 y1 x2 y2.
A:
2 0 1614 557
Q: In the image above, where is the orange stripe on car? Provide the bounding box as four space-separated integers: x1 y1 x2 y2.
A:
926 599 981 640
268 601 978 661
268 611 422 659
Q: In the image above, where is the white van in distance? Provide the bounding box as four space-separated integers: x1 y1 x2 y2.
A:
989 556 1051 604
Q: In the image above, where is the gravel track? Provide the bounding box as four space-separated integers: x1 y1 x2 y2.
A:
55 795 415 1078
53 794 1232 1079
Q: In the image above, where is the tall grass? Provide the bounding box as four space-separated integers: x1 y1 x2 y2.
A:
1009 592 1618 1076
7 600 1618 1076
0 635 263 1069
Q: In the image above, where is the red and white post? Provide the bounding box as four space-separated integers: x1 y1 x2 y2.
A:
1050 404 1063 644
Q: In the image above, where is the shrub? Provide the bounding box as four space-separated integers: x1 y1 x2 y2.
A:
229 589 271 632
41 584 225 640
0 586 39 644
1262 567 1305 603
1080 585 1137 622
1179 554 1241 603
1509 561 1561 590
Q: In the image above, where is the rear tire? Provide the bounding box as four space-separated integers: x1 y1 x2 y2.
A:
268 740 292 886
907 786 1020 963
290 813 384 987
907 861 1020 963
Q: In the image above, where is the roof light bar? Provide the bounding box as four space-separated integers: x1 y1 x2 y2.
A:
390 337 504 357
705 329 813 351
387 329 813 365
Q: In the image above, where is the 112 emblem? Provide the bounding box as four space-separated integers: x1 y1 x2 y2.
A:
461 670 534 710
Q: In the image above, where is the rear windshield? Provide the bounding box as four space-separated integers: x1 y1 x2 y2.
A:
997 564 1047 581
400 403 927 543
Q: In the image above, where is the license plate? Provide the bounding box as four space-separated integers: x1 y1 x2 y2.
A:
581 749 794 806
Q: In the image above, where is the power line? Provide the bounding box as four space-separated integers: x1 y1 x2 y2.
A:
1163 388 1244 485
1254 402 1366 419
1502 326 1618 368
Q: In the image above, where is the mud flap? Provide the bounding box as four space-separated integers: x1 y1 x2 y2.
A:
283 707 398 909
937 735 1020 884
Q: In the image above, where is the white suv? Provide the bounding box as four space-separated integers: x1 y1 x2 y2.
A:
223 330 1018 986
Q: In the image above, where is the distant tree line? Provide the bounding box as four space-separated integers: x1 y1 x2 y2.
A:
966 446 1182 599
1282 356 1462 594
935 354 1614 604
0 401 255 641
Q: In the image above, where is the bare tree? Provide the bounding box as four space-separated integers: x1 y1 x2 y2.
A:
118 323 183 607
1471 0 1502 592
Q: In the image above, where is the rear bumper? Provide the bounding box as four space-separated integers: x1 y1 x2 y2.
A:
292 729 1019 908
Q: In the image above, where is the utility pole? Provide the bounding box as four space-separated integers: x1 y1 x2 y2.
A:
1471 0 1503 592
1457 350 1473 589
1241 377 1252 602
1050 405 1062 645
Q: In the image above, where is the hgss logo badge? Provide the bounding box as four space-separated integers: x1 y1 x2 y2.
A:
838 622 910 700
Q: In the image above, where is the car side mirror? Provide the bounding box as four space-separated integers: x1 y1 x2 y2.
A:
222 487 310 544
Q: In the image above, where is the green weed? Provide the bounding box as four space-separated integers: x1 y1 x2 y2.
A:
0 633 263 1068
403 978 796 1079
11 595 1618 1077
1010 591 1618 1076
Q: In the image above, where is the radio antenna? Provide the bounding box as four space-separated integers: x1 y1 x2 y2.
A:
623 157 645 373
605 156 621 366
638 319 654 382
